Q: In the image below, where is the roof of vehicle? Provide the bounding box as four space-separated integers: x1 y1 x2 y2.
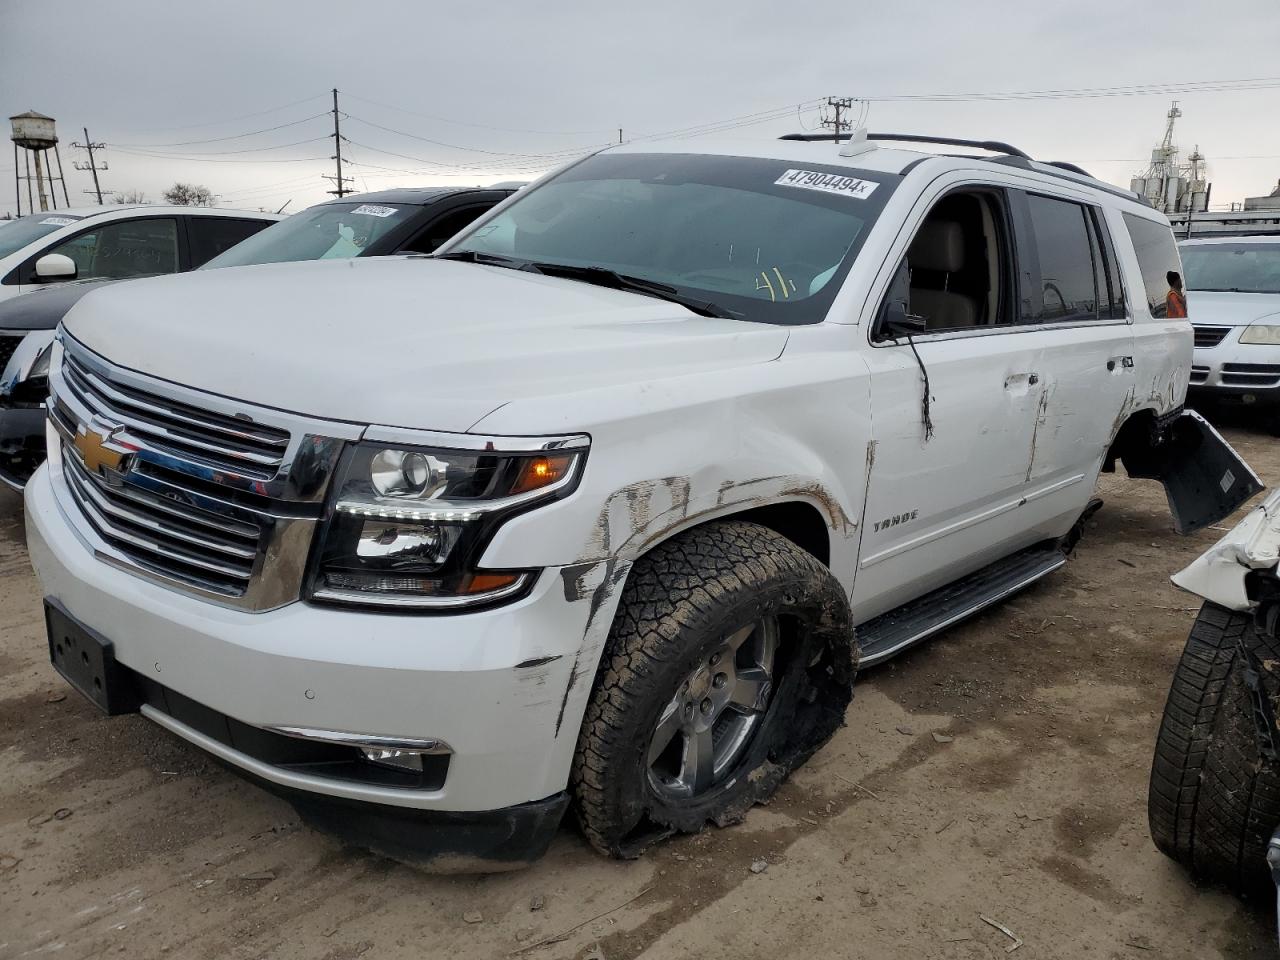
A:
607 135 1153 211
13 205 280 220
318 186 516 207
1180 235 1280 247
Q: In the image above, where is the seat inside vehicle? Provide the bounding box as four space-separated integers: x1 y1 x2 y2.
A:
907 192 1003 330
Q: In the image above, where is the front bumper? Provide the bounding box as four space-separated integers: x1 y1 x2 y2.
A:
1190 331 1280 406
26 461 603 860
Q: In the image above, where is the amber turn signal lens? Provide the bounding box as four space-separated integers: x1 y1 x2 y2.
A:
462 572 523 594
511 454 575 494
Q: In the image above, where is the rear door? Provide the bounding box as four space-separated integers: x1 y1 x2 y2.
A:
1006 189 1135 508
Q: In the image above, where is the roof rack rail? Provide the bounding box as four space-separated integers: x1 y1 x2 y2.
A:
779 131 1032 161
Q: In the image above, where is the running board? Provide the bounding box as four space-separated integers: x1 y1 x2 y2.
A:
855 542 1067 668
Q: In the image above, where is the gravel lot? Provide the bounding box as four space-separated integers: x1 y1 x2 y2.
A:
2 416 1278 959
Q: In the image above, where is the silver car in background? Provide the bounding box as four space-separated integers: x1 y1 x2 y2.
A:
1183 236 1280 429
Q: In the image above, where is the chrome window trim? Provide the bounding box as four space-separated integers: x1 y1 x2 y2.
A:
361 423 591 452
263 726 453 755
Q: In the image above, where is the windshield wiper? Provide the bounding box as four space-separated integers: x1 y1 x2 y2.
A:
433 250 530 271
520 262 736 319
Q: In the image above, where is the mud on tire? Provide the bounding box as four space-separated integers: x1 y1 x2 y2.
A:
571 519 856 859
1148 601 1280 896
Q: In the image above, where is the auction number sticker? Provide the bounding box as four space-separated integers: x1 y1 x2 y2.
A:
774 169 877 199
39 217 77 226
349 204 398 218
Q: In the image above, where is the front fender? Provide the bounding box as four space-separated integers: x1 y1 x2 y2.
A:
1172 488 1280 611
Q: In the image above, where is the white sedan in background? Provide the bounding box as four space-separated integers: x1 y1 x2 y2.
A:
0 205 279 304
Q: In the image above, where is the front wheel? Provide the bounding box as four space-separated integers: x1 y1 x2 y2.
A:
571 519 855 858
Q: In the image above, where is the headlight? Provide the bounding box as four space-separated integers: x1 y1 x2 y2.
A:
1239 324 1280 345
306 437 587 610
7 340 53 404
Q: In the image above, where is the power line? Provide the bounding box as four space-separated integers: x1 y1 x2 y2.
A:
107 136 330 159
124 93 331 135
111 148 331 164
342 114 605 160
861 75 1280 102
113 112 330 148
340 91 612 137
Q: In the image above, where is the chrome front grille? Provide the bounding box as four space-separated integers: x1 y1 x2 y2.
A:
62 446 262 596
1192 325 1230 349
48 337 358 611
59 348 291 480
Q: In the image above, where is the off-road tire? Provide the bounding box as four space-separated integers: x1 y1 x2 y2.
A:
571 519 856 858
1148 601 1280 895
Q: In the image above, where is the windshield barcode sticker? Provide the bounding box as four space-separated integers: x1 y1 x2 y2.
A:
349 204 398 218
775 169 877 199
39 216 77 226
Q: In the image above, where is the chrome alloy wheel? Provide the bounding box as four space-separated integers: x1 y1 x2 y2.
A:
646 616 779 799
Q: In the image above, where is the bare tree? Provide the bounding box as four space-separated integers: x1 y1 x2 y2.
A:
162 183 217 207
113 189 148 204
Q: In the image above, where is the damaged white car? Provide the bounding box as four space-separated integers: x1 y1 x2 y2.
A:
26 131 1259 869
1151 488 1280 917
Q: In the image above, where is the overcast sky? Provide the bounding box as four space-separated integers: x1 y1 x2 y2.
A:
1 0 1278 217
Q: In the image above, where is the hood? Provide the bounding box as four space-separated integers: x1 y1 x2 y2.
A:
1187 290 1280 327
0 278 120 332
62 257 789 433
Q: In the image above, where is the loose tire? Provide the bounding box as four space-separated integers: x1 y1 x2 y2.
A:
1148 601 1280 896
571 519 856 858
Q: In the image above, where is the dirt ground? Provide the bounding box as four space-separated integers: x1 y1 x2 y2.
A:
2 415 1279 960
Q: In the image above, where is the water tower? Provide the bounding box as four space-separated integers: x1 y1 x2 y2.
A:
10 110 70 216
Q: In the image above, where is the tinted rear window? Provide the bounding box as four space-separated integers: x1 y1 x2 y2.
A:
188 217 272 267
1123 213 1183 318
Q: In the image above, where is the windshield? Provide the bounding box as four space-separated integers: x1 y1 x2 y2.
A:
445 153 899 324
201 201 417 269
0 213 83 260
1181 243 1280 294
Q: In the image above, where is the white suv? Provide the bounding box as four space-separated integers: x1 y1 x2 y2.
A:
25 132 1259 869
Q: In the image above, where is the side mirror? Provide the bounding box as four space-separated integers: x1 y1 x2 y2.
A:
875 259 926 340
34 253 77 282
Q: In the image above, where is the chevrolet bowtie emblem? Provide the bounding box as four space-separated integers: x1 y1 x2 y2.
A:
74 421 129 475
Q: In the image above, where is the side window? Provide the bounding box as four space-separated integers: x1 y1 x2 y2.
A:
1023 194 1105 323
399 205 495 254
876 188 1012 336
44 218 179 280
1122 213 1184 318
187 217 271 267
1087 208 1126 319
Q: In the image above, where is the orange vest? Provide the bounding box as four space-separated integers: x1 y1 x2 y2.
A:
1167 290 1187 318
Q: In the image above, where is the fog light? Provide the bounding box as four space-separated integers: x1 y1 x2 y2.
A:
361 747 427 773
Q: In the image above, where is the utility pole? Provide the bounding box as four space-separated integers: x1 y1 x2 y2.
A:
72 127 107 204
821 97 856 141
618 128 623 144
326 88 353 198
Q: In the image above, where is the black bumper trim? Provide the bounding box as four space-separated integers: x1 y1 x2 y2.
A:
248 774 569 872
